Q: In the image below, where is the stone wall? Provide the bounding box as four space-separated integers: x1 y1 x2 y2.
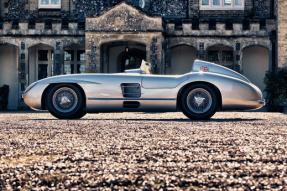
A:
0 0 274 19
72 0 118 18
165 19 276 37
277 0 287 68
149 0 187 18
0 0 28 18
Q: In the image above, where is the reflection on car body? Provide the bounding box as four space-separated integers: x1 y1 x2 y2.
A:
23 60 265 120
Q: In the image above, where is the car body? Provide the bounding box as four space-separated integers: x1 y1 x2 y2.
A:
23 60 265 119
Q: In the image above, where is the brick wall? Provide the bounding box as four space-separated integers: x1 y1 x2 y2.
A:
277 0 287 68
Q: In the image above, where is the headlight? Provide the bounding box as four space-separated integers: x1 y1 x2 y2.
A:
251 83 263 99
24 81 38 93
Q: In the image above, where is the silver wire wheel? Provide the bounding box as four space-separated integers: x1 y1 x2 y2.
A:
52 87 78 113
186 88 212 114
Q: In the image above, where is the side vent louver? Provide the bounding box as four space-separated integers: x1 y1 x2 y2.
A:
121 83 141 98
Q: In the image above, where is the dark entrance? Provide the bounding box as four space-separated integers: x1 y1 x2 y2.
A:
38 64 48 80
121 52 146 72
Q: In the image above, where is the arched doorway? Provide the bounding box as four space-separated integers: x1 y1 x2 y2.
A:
243 46 269 97
101 41 146 73
28 44 54 83
0 44 19 110
121 51 146 72
170 45 196 75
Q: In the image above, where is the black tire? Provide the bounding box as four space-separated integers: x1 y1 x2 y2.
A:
180 83 218 120
46 84 84 119
75 111 87 119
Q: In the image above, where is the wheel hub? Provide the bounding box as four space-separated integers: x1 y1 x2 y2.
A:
52 87 78 113
61 96 71 104
186 88 212 114
194 96 205 107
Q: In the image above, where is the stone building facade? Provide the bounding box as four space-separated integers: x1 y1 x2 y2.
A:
0 0 281 110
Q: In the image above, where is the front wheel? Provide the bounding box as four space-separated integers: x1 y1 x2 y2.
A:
180 83 218 120
46 84 84 119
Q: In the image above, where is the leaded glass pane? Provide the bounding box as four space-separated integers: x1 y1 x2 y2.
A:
77 64 86 74
41 0 49 5
224 0 231 6
51 0 59 5
51 64 54 76
235 0 242 5
64 64 74 74
222 51 233 62
202 0 209 5
38 64 48 80
208 51 219 62
77 50 85 61
213 0 220 6
51 50 54 61
64 50 74 61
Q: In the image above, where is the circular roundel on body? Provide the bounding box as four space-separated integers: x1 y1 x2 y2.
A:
130 0 150 10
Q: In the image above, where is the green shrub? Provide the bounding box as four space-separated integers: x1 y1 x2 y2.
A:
264 68 287 112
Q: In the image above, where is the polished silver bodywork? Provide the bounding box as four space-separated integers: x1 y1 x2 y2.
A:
23 60 265 113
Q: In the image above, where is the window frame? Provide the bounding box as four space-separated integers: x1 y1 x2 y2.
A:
64 46 86 75
199 0 244 10
207 47 234 66
38 0 61 9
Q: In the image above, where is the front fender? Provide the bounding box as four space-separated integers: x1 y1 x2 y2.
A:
23 84 49 110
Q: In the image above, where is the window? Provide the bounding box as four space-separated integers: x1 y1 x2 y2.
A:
200 0 244 10
64 46 86 74
38 50 48 61
208 51 219 62
77 50 85 61
222 51 233 62
35 46 54 81
202 0 209 5
207 47 234 67
38 0 61 9
64 50 74 61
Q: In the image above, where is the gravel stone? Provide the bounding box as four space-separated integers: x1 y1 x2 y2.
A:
0 111 286 190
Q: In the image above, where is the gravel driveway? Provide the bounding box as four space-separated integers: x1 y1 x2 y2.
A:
0 111 287 190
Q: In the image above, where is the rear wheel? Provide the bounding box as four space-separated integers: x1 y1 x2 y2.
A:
46 84 85 119
180 83 217 120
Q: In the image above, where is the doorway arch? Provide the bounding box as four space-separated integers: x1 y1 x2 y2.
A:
28 44 54 83
243 46 269 97
170 45 197 75
0 44 19 110
101 41 146 73
121 50 146 72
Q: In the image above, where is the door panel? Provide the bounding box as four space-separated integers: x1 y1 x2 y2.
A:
142 75 189 89
83 74 143 111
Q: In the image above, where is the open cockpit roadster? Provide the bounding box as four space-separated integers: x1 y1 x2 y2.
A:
23 60 265 120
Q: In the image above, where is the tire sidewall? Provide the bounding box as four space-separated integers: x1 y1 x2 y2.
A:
181 83 217 120
46 84 84 119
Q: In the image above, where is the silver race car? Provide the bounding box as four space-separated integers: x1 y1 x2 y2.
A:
23 60 265 120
